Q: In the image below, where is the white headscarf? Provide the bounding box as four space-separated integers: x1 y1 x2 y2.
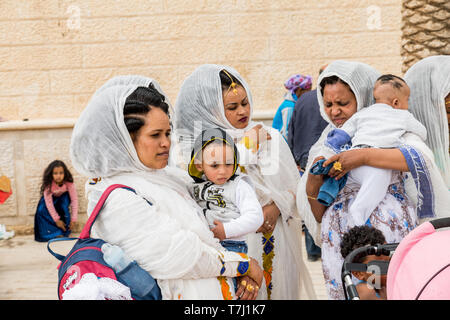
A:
316 60 380 125
173 64 299 217
92 74 174 115
404 55 450 187
174 64 256 162
70 77 192 201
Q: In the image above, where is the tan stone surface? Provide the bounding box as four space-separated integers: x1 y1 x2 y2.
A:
0 1 403 120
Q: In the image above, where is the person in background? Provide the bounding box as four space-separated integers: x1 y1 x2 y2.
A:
272 74 312 140
288 65 328 262
34 160 78 242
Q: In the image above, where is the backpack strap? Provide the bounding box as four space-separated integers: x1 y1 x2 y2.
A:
79 184 136 239
47 237 79 261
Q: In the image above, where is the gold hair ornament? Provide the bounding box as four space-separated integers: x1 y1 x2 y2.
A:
222 70 238 95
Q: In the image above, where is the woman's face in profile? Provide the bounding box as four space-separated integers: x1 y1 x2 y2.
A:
132 107 171 169
223 85 250 129
323 81 357 127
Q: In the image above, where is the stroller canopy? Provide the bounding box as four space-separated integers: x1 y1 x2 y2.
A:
387 219 450 300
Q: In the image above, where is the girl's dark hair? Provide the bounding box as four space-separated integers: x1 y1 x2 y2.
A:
219 70 243 93
123 83 169 138
40 160 73 195
340 225 386 260
319 75 353 96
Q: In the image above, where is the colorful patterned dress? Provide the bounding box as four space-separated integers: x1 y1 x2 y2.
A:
320 171 417 300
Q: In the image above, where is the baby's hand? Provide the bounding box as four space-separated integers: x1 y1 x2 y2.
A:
211 220 226 241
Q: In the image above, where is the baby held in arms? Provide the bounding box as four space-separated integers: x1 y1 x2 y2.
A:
187 128 264 289
315 74 427 226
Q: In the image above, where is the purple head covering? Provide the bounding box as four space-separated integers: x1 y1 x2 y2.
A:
284 74 312 93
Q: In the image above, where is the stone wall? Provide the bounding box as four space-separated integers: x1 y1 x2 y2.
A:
0 0 403 122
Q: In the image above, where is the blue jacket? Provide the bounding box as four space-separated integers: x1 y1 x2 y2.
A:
272 92 297 141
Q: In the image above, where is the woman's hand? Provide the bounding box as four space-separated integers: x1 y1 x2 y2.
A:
257 202 280 233
243 124 272 152
236 258 263 300
306 156 326 194
55 220 66 232
323 149 367 180
235 275 260 300
323 148 409 177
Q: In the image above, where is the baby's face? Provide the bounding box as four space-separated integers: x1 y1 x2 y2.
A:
374 82 410 110
197 143 235 185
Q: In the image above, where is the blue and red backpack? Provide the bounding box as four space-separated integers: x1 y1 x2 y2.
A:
47 184 161 300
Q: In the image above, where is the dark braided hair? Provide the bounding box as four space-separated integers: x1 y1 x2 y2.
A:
319 75 354 97
375 74 407 90
40 160 73 195
340 225 386 260
123 83 169 139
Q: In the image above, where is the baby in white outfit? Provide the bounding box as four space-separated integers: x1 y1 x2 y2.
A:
322 74 427 226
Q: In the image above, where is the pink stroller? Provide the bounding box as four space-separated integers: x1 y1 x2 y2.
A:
387 217 450 300
342 217 450 300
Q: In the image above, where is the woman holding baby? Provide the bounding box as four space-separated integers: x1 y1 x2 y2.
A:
297 60 450 300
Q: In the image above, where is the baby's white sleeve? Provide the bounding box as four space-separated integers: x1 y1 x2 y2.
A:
222 180 264 239
404 112 427 141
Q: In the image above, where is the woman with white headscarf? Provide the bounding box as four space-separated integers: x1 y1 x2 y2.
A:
297 60 450 300
174 64 316 300
404 55 450 188
70 76 264 300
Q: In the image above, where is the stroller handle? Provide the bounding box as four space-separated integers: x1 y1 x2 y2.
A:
429 217 450 230
341 243 398 300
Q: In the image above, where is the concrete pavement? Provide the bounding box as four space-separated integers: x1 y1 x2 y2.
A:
0 232 327 300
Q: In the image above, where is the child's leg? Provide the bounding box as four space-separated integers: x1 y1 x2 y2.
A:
54 192 71 236
220 240 248 292
347 166 392 226
34 196 64 242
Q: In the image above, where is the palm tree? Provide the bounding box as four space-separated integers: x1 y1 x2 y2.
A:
401 0 449 73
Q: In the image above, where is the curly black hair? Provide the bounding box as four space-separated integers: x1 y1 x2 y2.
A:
340 225 386 259
40 160 73 195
